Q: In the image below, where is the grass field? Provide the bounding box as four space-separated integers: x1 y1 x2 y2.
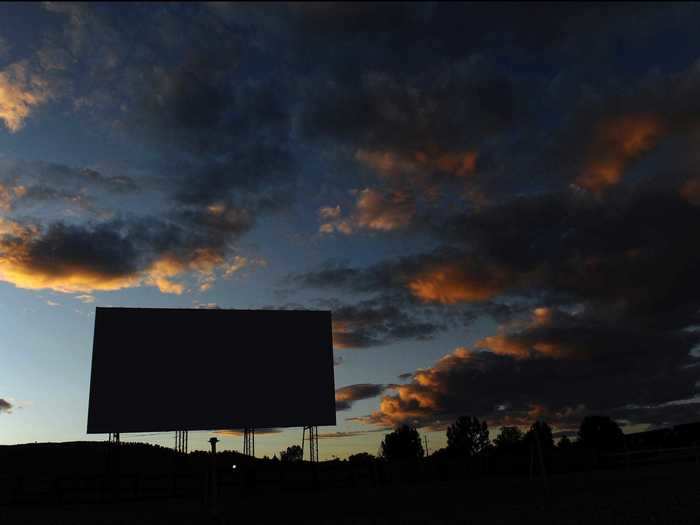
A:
2 460 700 524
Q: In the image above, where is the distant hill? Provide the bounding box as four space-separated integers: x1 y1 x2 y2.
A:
0 441 204 478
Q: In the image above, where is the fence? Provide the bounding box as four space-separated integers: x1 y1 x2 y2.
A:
2 444 699 506
0 463 375 506
597 443 700 469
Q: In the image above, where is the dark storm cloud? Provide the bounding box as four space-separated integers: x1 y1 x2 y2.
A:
0 159 139 212
611 402 700 430
135 58 290 156
299 188 700 321
440 188 700 327
8 1 700 434
121 29 297 239
24 221 141 278
18 185 72 203
176 204 254 237
171 145 294 207
276 3 700 432
335 383 389 411
290 253 453 295
30 3 296 219
291 248 517 306
294 3 698 154
0 5 298 295
0 218 158 292
330 297 443 349
35 164 139 194
530 61 700 196
0 399 13 414
293 3 700 217
361 324 700 431
289 261 368 291
0 210 254 293
296 186 700 429
301 59 514 153
288 3 675 74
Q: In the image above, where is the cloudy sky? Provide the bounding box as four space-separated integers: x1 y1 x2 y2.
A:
2 2 700 458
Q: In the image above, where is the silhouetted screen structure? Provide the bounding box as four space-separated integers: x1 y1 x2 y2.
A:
87 307 336 433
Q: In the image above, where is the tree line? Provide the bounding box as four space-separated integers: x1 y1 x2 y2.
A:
376 415 625 462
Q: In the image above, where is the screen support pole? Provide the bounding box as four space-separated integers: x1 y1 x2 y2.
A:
175 430 189 453
302 425 319 462
243 427 255 457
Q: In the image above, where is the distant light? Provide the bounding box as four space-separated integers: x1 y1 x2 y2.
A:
232 464 237 470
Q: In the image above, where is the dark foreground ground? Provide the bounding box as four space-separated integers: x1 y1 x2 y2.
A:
2 461 700 525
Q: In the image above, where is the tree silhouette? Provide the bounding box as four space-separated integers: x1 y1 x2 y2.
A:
578 415 624 451
493 426 524 453
446 416 489 457
524 420 554 451
380 425 424 461
348 452 374 464
557 435 574 450
280 444 303 462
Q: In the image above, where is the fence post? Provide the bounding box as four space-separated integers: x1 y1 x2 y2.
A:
201 470 208 509
53 476 63 504
208 437 219 514
14 474 23 504
312 461 320 491
533 423 549 496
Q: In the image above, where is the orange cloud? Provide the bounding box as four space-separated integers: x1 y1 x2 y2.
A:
359 347 473 428
319 205 341 220
355 188 414 231
332 319 354 349
408 262 508 303
319 205 355 234
433 151 478 178
0 62 52 132
475 335 530 358
0 219 137 292
143 249 255 294
577 114 665 193
355 149 418 177
356 148 478 180
475 334 568 359
357 345 587 430
0 184 27 212
474 307 575 359
144 256 187 294
0 219 251 294
532 306 552 325
0 259 141 293
680 178 700 206
322 148 478 235
319 188 415 234
206 203 227 215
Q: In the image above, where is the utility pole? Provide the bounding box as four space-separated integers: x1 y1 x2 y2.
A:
208 437 219 513
424 435 429 456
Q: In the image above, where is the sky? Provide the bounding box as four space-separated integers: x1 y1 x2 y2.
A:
2 2 700 459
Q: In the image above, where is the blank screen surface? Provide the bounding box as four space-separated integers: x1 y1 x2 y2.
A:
87 307 336 433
